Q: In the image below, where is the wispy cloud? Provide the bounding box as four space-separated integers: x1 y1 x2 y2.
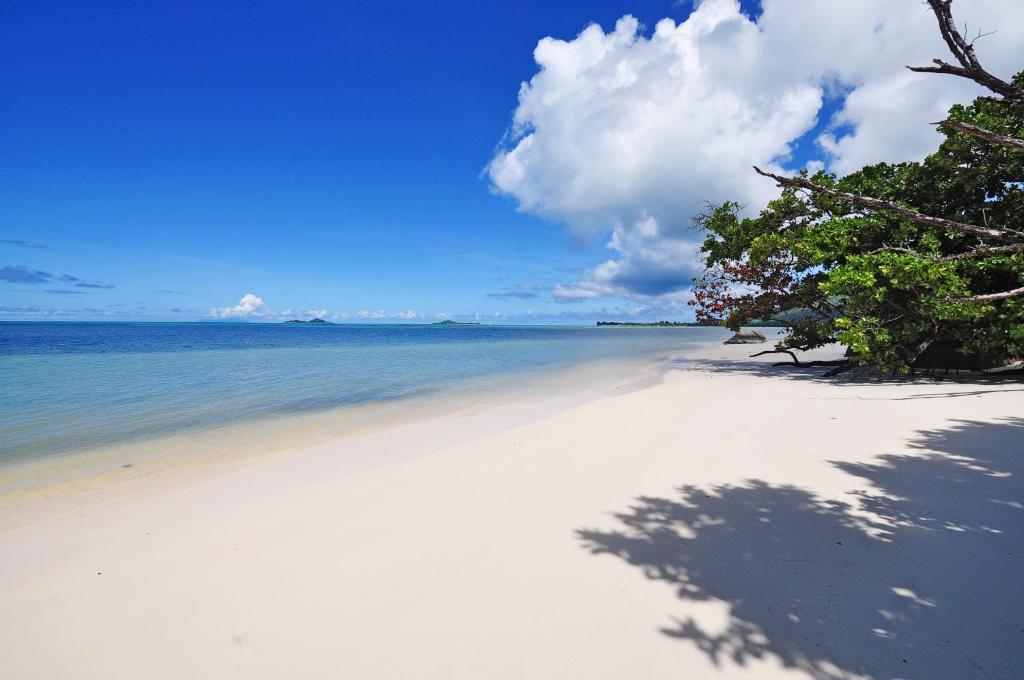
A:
0 305 62 317
356 309 418 320
486 290 540 300
43 289 90 295
73 282 116 289
1 265 114 289
0 239 47 250
0 265 53 283
59 273 115 289
486 282 543 300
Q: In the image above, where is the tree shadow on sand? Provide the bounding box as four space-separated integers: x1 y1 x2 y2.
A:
577 418 1024 679
684 356 1024 390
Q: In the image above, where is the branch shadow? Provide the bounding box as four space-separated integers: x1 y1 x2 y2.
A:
577 418 1024 679
687 358 1024 389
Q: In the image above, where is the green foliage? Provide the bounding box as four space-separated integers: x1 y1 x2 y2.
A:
692 76 1024 372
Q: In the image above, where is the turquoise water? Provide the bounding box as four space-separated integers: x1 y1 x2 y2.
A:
0 322 730 465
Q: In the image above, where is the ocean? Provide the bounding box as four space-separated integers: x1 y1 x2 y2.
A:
0 322 731 471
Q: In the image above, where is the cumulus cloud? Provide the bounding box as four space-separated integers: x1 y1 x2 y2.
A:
209 293 269 318
488 0 1024 301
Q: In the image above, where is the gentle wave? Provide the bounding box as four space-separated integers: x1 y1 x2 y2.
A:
0 322 732 464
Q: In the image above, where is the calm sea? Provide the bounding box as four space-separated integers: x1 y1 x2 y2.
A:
0 322 731 466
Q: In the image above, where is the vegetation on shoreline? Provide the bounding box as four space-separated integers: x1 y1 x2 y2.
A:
692 0 1023 374
596 320 784 327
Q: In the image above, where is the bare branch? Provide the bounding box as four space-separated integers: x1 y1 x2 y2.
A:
951 285 1024 303
969 28 998 47
749 349 848 368
907 1 1023 101
752 167 1014 241
937 120 1024 151
932 1 982 71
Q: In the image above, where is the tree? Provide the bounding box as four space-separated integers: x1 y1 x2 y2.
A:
691 0 1023 373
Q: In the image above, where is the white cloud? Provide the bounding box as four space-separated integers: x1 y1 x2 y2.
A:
208 298 341 321
209 293 268 318
489 0 1024 301
356 309 419 320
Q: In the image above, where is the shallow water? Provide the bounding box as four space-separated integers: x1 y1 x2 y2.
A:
1 322 732 466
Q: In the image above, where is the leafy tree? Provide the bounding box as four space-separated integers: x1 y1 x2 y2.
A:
691 0 1023 374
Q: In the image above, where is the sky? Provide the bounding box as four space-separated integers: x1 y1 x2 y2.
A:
2 0 1022 323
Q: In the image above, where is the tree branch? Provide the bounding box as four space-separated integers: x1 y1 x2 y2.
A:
879 244 1024 261
749 349 848 368
936 120 1024 151
907 1 1023 101
951 285 1024 303
752 167 1014 241
939 244 1024 261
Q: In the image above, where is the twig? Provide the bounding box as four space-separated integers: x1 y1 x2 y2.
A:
907 1 1024 101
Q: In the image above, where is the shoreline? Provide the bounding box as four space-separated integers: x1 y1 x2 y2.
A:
0 346 690 516
1 342 1021 678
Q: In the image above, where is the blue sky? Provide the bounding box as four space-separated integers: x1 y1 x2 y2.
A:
0 0 951 323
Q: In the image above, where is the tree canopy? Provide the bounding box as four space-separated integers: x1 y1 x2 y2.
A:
691 0 1023 374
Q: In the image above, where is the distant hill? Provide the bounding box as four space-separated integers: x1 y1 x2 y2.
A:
284 318 330 324
432 319 479 326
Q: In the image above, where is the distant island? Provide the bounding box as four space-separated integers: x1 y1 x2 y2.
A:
597 320 785 327
432 320 480 326
284 318 330 324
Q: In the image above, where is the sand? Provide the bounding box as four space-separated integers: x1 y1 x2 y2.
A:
1 343 1022 679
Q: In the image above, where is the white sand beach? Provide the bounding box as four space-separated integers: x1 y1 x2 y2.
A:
1 344 1022 679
